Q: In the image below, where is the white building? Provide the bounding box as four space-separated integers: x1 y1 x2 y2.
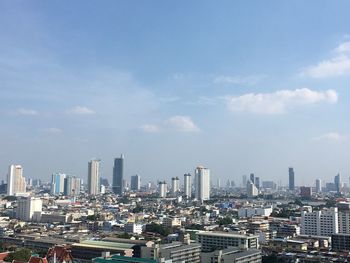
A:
247 180 259 197
124 222 143 235
301 207 338 236
16 197 42 221
100 185 106 194
238 206 273 218
184 173 192 198
88 159 100 195
7 165 26 196
195 166 210 201
316 179 322 193
171 177 180 196
159 181 167 198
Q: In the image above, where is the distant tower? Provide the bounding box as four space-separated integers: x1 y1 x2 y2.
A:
184 173 192 198
7 165 26 196
316 179 322 193
289 167 295 191
131 174 141 191
217 178 221 189
335 173 341 194
242 175 247 187
64 175 81 196
250 173 255 184
113 154 124 195
255 177 260 189
195 166 210 201
51 173 66 195
158 181 167 198
88 159 100 195
247 180 258 197
171 177 180 196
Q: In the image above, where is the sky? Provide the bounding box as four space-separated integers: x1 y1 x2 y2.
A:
1 1 350 187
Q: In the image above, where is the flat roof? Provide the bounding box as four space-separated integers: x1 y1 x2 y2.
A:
73 240 135 250
93 255 156 263
197 232 258 239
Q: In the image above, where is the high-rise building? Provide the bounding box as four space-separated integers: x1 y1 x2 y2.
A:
171 177 180 196
255 177 260 189
247 180 259 197
159 181 167 198
64 175 81 196
217 178 221 189
88 159 100 195
113 155 124 195
335 173 341 194
242 175 247 188
289 167 295 191
195 166 210 201
130 174 141 191
7 165 26 196
51 173 66 195
250 173 255 184
184 173 192 198
316 179 322 193
16 197 42 221
301 207 338 236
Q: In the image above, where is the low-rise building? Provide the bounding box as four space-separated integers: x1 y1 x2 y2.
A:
201 248 261 263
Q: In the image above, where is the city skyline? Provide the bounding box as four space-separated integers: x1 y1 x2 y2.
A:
2 1 350 184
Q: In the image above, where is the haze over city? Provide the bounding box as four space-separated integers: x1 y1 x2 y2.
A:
1 1 350 186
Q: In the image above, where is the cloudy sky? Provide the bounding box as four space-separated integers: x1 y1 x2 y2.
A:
1 1 350 186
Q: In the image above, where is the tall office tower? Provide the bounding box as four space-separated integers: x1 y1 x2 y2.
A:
64 175 81 196
289 167 295 191
130 174 141 191
7 165 26 196
159 181 167 198
242 175 247 187
171 177 180 196
316 179 322 193
16 197 42 221
113 154 124 195
184 173 192 198
217 178 221 189
51 173 66 195
250 173 255 184
255 177 260 189
247 180 259 197
88 159 100 195
335 173 341 194
195 166 210 201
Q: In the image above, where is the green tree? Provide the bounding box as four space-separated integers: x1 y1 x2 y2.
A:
217 217 233 226
5 248 32 262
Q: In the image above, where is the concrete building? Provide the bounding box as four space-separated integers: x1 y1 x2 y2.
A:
88 159 100 195
142 242 201 263
93 255 156 263
64 176 81 196
195 166 210 201
196 232 259 252
300 186 312 199
16 197 42 221
301 207 338 236
316 179 322 193
332 233 350 252
51 173 66 195
335 173 341 194
238 206 273 218
130 175 141 191
7 165 26 196
124 222 143 235
162 217 181 228
201 248 261 263
113 155 124 195
289 167 295 191
171 177 180 196
158 181 167 198
184 173 192 199
246 180 258 197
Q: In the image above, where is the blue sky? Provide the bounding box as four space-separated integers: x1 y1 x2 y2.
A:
1 1 350 186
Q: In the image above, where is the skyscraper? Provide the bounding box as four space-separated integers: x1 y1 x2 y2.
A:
242 175 247 187
113 154 124 195
335 173 341 194
7 165 26 196
316 179 322 193
247 180 259 197
171 177 180 196
289 167 295 191
184 173 192 198
250 173 255 184
195 166 210 201
51 173 66 195
88 159 101 195
159 181 167 198
130 174 141 191
255 177 260 189
64 175 81 196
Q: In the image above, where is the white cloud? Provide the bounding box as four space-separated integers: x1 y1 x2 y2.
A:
165 115 200 132
214 74 266 86
43 128 63 134
69 106 95 115
226 88 337 114
300 41 350 78
140 124 161 133
16 108 38 115
312 132 348 142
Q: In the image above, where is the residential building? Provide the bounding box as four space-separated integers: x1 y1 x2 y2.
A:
247 180 258 197
316 179 322 193
195 166 210 201
300 186 312 199
301 207 338 236
171 177 180 196
201 248 261 263
7 165 26 196
16 197 42 221
130 175 141 191
88 159 100 195
158 181 167 198
51 173 66 195
184 173 191 198
238 206 273 218
335 173 341 194
162 217 181 228
289 167 295 191
124 223 143 235
113 155 124 195
64 175 81 196
332 233 350 252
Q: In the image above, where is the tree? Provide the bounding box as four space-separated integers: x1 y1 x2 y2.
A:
217 217 233 226
5 248 32 262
